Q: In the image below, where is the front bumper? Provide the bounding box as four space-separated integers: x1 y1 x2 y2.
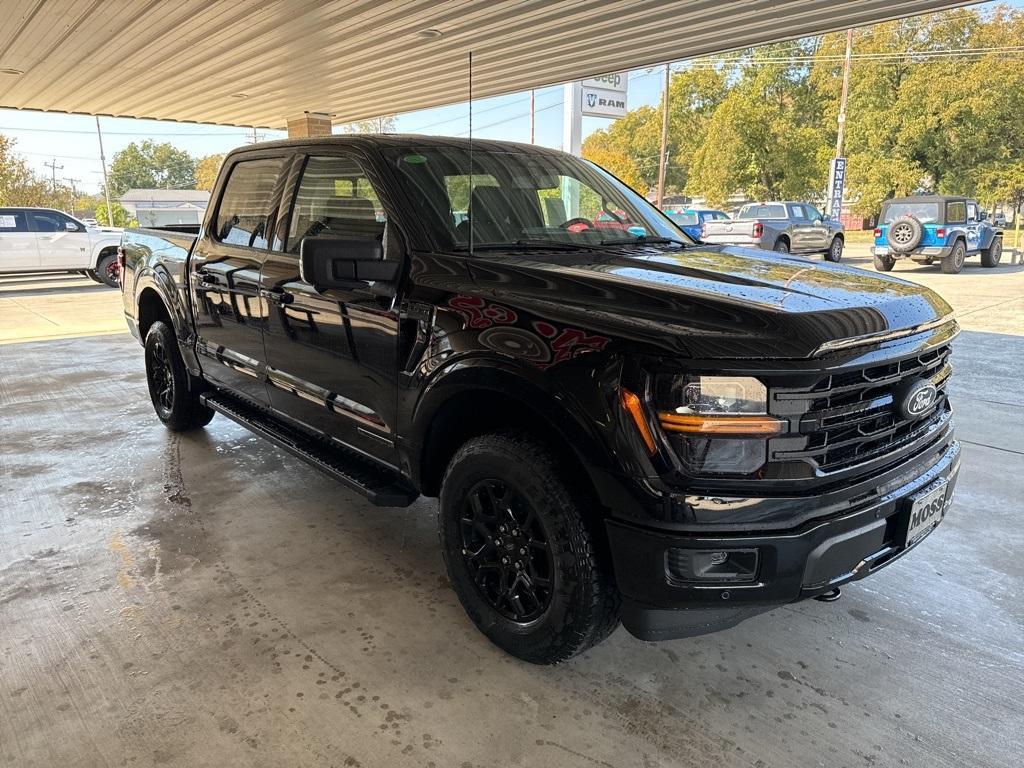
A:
607 440 961 640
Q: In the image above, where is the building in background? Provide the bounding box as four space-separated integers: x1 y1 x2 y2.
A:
119 189 210 226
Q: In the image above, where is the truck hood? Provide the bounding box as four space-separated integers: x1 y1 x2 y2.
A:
467 244 952 359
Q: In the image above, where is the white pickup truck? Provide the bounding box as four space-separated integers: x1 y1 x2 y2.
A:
0 207 122 286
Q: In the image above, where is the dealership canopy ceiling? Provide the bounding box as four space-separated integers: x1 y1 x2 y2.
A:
0 0 978 129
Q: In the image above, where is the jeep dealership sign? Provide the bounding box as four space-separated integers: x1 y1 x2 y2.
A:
580 73 628 118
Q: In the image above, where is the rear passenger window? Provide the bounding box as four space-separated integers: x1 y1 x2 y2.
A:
215 157 284 249
287 155 387 254
0 211 28 232
946 202 966 224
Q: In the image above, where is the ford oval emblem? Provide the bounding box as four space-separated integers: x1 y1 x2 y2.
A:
898 379 938 420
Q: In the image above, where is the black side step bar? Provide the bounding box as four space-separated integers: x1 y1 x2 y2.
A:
200 391 419 508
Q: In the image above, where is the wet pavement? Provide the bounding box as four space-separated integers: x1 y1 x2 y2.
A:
1 266 1022 767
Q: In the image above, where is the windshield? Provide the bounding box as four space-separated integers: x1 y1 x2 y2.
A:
387 145 690 250
883 202 940 223
737 204 787 219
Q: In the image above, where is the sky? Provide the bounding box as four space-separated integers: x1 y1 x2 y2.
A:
0 0 1014 196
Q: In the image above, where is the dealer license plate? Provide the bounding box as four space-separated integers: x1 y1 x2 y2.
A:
874 246 889 256
903 478 948 547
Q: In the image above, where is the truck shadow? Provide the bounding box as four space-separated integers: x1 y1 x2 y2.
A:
0 273 115 297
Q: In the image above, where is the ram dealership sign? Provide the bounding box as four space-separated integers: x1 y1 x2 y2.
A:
581 73 628 118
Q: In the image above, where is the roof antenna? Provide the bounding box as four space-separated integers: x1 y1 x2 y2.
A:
469 49 474 257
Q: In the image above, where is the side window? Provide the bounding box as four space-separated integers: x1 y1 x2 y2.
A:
215 157 285 249
288 155 387 254
946 201 966 224
966 202 978 222
0 211 29 232
31 212 64 232
804 205 822 221
787 204 804 219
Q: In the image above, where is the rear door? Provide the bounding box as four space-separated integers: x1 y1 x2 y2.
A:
0 210 40 271
189 153 287 406
787 203 811 251
259 151 401 465
30 210 90 269
803 204 830 250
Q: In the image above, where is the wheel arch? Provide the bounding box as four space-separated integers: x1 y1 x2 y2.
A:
93 242 120 269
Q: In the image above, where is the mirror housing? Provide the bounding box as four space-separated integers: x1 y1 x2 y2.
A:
299 236 399 289
65 221 80 232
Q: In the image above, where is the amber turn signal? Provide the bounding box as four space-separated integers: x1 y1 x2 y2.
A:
620 388 658 454
658 413 783 436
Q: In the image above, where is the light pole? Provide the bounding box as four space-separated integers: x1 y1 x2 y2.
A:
656 63 670 208
66 177 80 216
44 158 63 208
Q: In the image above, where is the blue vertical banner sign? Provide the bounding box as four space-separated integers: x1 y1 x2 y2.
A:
828 157 847 221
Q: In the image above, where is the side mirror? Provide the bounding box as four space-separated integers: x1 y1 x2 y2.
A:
65 221 80 232
299 236 399 289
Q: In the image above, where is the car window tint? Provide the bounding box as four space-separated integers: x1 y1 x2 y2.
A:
0 211 29 232
31 212 64 232
288 155 387 254
668 211 698 225
946 201 966 224
804 205 821 220
739 204 787 219
216 157 284 249
883 202 940 223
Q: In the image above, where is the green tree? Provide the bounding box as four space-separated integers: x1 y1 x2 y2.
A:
195 154 224 191
0 134 52 206
94 200 137 228
977 160 1024 217
107 141 197 196
338 116 396 133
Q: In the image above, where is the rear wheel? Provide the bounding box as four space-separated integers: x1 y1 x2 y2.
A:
96 252 120 288
981 237 1002 268
825 236 843 262
941 240 966 274
773 239 790 253
873 254 895 271
145 320 215 431
438 432 620 664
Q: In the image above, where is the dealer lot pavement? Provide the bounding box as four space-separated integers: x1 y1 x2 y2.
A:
1 258 1022 768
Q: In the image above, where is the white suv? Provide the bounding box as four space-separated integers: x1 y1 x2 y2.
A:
0 207 122 286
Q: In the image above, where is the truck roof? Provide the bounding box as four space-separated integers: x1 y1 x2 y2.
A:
227 134 567 160
885 195 970 204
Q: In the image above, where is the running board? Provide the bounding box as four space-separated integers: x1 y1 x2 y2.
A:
200 391 419 508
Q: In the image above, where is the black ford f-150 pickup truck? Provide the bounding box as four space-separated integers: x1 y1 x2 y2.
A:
121 136 960 664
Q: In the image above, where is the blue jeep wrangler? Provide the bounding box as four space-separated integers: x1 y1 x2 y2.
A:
872 195 1003 273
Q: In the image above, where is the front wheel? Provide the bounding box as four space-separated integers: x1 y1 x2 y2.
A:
145 320 215 431
981 237 1002 268
96 252 120 288
825 236 843 262
873 254 895 271
439 432 620 664
84 269 104 284
941 241 966 274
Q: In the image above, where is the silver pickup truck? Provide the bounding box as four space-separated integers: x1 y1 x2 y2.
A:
701 201 845 262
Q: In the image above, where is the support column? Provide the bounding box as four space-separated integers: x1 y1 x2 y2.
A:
286 112 332 138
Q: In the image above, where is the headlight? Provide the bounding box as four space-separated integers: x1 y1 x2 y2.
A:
653 375 782 475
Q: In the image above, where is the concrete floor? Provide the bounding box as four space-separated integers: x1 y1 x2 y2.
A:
1 258 1022 768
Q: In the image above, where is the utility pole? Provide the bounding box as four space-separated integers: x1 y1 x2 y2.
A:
44 158 63 207
656 63 670 208
835 28 854 159
95 116 115 227
65 177 80 216
529 89 535 144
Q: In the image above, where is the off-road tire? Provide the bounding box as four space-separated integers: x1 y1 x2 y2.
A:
439 432 620 664
96 252 120 288
773 239 790 253
888 216 924 253
873 254 896 271
825 236 843 263
981 236 1002 268
144 320 215 431
941 240 966 274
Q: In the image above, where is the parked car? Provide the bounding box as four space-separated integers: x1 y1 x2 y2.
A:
872 195 1002 273
701 201 844 261
0 207 122 286
121 136 959 664
663 208 729 241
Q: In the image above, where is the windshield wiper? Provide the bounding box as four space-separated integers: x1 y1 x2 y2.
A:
598 236 688 247
454 239 596 252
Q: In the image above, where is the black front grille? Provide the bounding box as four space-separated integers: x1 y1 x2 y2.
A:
772 343 953 474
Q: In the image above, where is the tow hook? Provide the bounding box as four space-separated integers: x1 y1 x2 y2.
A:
814 587 842 602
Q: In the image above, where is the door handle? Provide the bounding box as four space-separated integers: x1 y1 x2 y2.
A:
199 273 221 286
262 288 294 306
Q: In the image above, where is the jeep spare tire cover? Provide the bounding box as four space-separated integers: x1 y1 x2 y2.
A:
888 215 924 253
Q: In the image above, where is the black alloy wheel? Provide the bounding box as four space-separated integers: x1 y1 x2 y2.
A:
147 334 175 418
460 478 554 622
144 320 215 431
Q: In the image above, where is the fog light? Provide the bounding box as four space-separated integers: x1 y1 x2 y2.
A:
666 548 759 583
